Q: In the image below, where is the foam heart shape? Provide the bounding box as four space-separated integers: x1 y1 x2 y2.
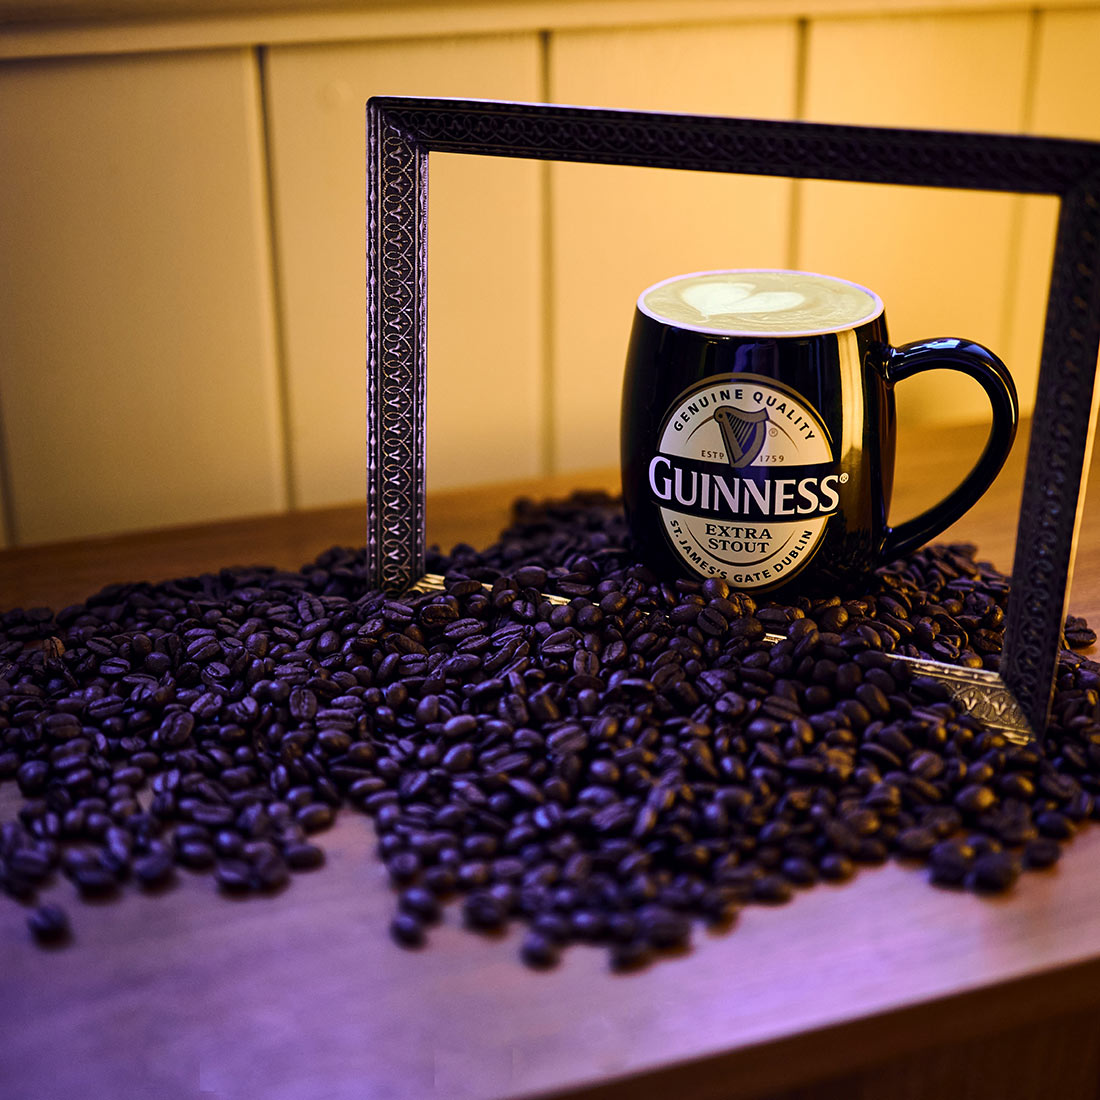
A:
681 281 805 319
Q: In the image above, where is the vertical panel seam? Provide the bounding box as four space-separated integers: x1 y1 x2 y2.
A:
538 28 556 476
787 16 810 270
254 44 298 511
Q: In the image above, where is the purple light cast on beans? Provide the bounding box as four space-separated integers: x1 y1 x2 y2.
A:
0 492 1098 969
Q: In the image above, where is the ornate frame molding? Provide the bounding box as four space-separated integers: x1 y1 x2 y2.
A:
366 96 1100 735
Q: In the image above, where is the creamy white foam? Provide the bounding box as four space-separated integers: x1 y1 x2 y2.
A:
640 270 882 336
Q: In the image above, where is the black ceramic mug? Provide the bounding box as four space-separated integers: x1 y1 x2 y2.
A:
620 269 1019 594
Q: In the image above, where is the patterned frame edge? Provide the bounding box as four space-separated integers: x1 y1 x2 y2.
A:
366 96 1100 736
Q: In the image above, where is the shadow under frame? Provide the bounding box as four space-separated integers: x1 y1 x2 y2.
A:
366 96 1100 738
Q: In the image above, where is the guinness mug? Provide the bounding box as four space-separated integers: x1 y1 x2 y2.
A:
620 269 1019 594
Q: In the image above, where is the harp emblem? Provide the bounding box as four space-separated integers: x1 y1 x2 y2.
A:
713 406 769 468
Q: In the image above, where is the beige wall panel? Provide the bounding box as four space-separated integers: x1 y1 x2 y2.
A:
549 21 798 474
1007 10 1100 410
0 51 285 545
264 35 541 506
800 12 1033 428
1004 195 1059 409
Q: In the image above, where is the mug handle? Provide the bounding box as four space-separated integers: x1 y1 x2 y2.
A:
881 338 1019 561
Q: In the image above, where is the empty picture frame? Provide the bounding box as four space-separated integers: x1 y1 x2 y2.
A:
366 96 1100 736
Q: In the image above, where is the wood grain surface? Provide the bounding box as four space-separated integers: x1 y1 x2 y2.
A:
1 419 1099 1100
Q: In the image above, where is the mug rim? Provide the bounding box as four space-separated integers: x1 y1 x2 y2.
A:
636 268 886 338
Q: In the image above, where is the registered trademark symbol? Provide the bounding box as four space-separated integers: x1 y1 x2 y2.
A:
839 473 849 483
768 427 777 437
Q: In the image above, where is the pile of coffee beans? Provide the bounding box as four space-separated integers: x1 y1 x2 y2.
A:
1 492 1098 968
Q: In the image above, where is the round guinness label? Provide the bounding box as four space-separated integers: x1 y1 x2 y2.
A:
648 373 842 589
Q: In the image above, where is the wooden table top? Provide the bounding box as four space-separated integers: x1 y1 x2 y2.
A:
2 419 1099 1100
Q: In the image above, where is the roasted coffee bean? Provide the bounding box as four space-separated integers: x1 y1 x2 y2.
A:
457 861 491 890
8 847 52 881
896 826 938 857
955 785 996 815
610 939 653 971
423 866 457 895
752 874 794 904
1023 837 1062 869
215 860 253 892
400 886 441 924
16 761 51 797
968 851 1021 894
546 725 588 755
1036 811 1076 839
443 715 478 740
390 912 425 947
387 852 421 884
28 904 70 943
134 852 175 889
780 856 818 886
296 804 334 833
637 905 690 949
155 711 194 749
1064 615 1097 649
284 843 325 870
520 930 560 968
929 839 974 887
74 866 119 896
177 842 216 870
463 892 508 931
819 853 855 882
3 494 1099 975
255 855 290 891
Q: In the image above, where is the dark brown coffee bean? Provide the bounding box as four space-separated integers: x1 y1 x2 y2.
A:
968 851 1020 894
28 904 70 943
255 855 290 891
177 841 216 870
442 715 477 740
520 931 560 968
215 860 253 892
156 711 195 749
4 491 1098 972
607 937 651 970
855 682 891 718
296 804 334 833
1064 615 1097 649
390 912 425 947
284 843 325 870
452 858 489 888
1036 811 1076 839
546 725 588 755
778 856 816 886
463 892 507 931
386 851 420 884
423 865 457 895
819 853 855 882
75 866 119 896
190 804 236 829
16 760 49 795
1023 837 1062 869
134 852 174 889
8 847 52 881
400 886 441 923
637 904 690 949
929 839 974 886
752 874 794 904
955 785 996 815
896 826 937 857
